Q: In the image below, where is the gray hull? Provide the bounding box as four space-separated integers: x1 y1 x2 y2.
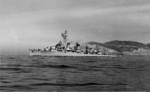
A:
29 51 116 57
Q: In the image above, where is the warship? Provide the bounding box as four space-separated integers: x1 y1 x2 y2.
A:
29 30 116 57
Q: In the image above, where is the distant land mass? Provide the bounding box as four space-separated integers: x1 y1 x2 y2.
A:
147 43 150 48
104 40 149 51
84 40 150 55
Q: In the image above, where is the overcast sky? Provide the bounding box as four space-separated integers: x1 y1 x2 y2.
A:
0 0 150 55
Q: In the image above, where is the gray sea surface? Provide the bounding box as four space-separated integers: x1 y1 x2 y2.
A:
0 55 150 91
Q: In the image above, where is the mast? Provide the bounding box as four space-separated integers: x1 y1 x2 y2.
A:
61 30 68 52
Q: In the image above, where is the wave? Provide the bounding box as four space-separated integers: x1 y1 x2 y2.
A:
36 64 74 69
30 82 127 87
82 60 97 63
0 67 23 71
0 85 33 90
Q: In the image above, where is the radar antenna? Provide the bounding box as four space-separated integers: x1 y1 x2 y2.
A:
61 30 68 52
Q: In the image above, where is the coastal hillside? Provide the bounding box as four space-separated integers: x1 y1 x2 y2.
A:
104 40 150 55
147 43 150 49
104 40 148 51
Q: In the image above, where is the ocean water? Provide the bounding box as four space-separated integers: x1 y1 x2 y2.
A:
0 55 150 91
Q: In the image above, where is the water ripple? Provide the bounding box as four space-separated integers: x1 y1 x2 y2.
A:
30 82 127 87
